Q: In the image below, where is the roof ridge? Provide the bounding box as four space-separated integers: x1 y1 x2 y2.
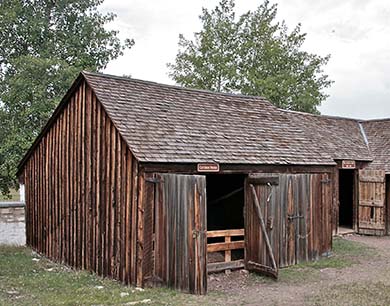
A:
281 108 363 121
360 117 390 123
82 70 271 102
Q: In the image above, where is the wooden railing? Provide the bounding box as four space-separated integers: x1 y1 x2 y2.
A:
207 229 245 273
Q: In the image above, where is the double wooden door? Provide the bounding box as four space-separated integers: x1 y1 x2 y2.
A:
143 171 334 293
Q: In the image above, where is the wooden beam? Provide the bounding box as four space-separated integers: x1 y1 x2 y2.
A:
246 261 277 279
224 236 231 264
140 162 335 175
250 184 278 273
207 229 244 238
207 260 245 273
208 187 243 206
207 241 244 253
359 200 384 207
247 176 279 185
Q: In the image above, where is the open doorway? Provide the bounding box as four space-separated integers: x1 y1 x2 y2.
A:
206 174 246 273
339 170 355 231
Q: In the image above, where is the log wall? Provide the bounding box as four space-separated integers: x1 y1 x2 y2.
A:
22 81 140 285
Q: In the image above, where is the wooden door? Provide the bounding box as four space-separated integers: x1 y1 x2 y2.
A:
358 170 386 236
245 175 279 279
153 174 207 294
244 173 332 275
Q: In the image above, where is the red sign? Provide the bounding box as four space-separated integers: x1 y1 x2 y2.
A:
342 160 356 169
197 163 220 172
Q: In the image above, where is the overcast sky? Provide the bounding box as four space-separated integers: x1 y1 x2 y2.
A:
100 0 390 120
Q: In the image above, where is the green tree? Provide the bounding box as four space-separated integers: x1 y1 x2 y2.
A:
0 0 134 195
168 0 333 113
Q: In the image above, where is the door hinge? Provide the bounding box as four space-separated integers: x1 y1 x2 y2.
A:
192 230 199 239
267 217 274 230
321 179 332 184
145 176 163 184
288 214 304 221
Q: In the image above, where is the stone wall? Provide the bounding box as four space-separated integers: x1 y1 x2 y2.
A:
0 206 25 223
0 203 25 245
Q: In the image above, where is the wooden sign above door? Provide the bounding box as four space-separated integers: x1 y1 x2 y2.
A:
341 160 356 169
197 163 220 172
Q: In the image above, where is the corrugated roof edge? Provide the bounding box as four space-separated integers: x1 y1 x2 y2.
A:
360 118 390 123
281 108 364 122
283 108 390 123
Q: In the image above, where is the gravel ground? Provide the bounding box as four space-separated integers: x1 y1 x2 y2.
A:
0 222 25 245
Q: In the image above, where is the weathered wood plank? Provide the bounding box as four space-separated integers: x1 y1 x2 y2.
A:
207 229 244 238
80 82 86 269
95 99 102 275
115 133 121 280
131 160 138 284
207 260 245 273
250 184 278 275
124 150 132 283
246 261 277 279
85 84 92 270
207 241 245 253
151 174 207 294
90 88 97 273
104 116 111 277
110 122 117 276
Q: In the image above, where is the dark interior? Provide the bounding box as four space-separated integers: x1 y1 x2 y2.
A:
206 174 245 262
339 170 354 228
206 174 245 230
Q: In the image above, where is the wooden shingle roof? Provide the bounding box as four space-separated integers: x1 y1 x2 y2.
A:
19 71 387 174
361 119 390 172
83 71 336 165
285 111 372 162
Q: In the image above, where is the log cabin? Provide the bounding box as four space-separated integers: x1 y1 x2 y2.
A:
17 71 390 294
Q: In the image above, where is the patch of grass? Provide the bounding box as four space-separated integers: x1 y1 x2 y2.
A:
278 237 374 283
332 236 375 257
0 188 20 201
0 245 223 306
308 281 390 306
248 272 277 285
0 238 378 305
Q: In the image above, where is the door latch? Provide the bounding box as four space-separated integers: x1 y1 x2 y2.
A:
192 230 199 239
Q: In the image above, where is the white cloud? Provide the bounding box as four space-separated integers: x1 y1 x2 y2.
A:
100 0 390 119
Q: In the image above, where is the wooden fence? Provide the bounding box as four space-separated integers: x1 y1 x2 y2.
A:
207 229 245 273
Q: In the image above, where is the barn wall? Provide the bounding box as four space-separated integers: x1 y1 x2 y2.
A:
22 81 140 285
386 175 390 236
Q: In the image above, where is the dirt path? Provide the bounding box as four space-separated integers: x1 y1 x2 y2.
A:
204 235 390 306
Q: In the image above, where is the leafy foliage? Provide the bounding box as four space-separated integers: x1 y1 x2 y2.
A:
168 0 333 113
0 0 133 195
